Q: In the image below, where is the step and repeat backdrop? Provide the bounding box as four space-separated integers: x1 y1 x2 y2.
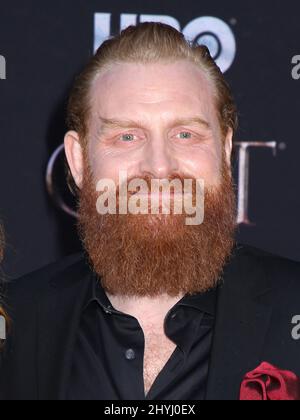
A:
0 0 300 278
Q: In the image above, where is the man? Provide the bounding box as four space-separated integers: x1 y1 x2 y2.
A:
1 23 300 400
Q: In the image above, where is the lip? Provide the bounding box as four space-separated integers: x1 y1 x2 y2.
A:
133 192 183 198
134 191 182 195
133 192 193 198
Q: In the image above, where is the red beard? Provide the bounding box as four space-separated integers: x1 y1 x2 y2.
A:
78 162 237 297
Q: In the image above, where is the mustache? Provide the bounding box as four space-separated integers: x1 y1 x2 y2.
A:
113 172 200 197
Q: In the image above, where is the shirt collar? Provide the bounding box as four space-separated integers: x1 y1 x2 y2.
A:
85 274 217 317
176 288 217 316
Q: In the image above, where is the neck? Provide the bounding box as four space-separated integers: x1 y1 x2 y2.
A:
106 293 184 328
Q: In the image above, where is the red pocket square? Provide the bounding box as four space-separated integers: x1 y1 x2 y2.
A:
240 362 300 400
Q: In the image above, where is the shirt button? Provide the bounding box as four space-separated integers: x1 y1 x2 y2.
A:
125 349 136 360
104 305 112 314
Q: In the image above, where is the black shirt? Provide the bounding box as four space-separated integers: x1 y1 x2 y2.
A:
67 276 217 400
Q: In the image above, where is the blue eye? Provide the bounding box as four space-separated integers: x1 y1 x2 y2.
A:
121 134 135 142
178 132 192 139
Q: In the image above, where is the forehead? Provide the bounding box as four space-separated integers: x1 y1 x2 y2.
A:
89 60 217 126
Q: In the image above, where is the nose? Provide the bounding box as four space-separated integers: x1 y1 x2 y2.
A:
139 136 179 179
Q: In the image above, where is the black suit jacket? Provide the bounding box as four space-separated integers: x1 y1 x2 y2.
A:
1 244 300 400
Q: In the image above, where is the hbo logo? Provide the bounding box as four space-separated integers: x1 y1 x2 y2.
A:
94 13 236 73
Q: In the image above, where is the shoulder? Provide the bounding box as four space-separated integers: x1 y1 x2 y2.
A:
3 252 87 306
235 243 300 272
234 244 300 294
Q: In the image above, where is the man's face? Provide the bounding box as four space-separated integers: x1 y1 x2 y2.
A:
65 60 236 298
81 60 232 188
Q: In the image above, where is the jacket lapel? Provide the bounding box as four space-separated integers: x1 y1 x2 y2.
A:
206 250 274 400
37 257 92 400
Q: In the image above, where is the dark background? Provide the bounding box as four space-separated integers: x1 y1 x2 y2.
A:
0 0 299 279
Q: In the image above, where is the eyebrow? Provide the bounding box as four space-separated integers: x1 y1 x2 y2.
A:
97 115 211 133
